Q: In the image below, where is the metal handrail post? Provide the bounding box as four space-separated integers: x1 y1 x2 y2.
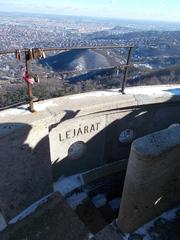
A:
25 51 35 112
121 47 133 94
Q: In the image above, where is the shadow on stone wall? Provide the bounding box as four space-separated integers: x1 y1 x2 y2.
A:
1 92 180 223
51 97 180 181
0 123 52 222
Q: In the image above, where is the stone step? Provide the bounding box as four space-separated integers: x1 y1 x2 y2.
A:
82 159 128 185
98 203 117 224
1 192 90 240
75 196 108 234
94 224 123 240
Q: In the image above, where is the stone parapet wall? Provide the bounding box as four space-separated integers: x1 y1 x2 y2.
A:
0 85 180 223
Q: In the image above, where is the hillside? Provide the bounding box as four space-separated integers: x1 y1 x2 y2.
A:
128 65 180 86
40 49 122 72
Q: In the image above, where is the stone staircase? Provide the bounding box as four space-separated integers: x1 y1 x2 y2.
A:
93 224 123 240
0 158 127 240
1 172 180 240
0 192 123 240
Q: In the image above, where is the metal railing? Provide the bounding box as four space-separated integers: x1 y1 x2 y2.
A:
0 45 134 112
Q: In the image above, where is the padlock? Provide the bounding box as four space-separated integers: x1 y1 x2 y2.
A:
40 48 46 59
32 48 41 59
28 49 33 60
34 74 40 83
25 50 33 61
15 50 21 60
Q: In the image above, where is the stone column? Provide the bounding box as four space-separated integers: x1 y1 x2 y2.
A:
117 126 180 233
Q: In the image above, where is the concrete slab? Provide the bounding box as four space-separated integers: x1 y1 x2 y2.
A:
82 159 127 185
94 224 123 240
75 196 107 234
1 192 89 240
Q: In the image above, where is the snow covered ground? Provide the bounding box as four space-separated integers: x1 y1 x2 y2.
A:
123 206 180 240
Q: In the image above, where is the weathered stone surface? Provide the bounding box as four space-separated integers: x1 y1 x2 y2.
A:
75 196 107 234
176 209 180 218
148 216 180 240
0 212 7 232
1 192 89 240
82 159 127 185
128 234 143 240
49 115 106 178
94 224 123 240
0 123 53 222
117 126 180 233
104 104 180 163
98 204 116 224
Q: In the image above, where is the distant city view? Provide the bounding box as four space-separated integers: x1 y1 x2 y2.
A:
0 11 180 108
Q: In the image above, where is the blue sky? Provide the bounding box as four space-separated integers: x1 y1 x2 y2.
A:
0 0 180 22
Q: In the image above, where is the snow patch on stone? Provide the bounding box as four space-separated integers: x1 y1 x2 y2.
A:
126 85 180 96
0 101 57 117
134 63 153 69
66 192 88 209
9 193 52 225
0 107 29 117
69 91 119 100
0 212 7 232
34 101 58 111
92 194 107 208
53 174 83 196
122 206 180 240
109 198 121 211
88 233 95 239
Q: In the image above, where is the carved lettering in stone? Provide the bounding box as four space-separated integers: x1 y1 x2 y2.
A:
77 127 83 136
59 122 101 142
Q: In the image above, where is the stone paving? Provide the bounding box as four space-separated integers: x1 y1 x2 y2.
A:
127 209 180 240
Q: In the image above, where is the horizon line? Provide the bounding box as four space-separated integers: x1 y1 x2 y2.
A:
0 10 180 24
